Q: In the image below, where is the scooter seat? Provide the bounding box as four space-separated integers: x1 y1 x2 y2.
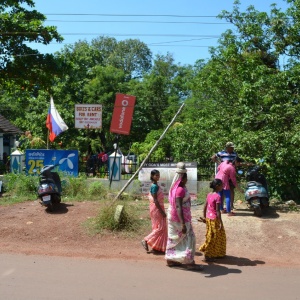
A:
247 181 262 188
40 178 55 184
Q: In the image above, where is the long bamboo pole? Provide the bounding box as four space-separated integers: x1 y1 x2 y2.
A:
113 102 185 202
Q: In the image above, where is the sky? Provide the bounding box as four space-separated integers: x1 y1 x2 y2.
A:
30 0 289 66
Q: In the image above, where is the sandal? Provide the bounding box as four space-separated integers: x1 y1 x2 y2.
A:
227 212 235 216
141 240 149 252
185 264 204 271
167 260 182 267
202 257 215 262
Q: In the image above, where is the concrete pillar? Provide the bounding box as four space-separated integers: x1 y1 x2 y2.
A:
0 133 3 160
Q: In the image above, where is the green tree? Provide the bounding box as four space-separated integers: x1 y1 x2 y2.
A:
47 37 153 153
178 0 300 198
0 0 63 89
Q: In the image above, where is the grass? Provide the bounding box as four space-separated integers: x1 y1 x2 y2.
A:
82 196 150 237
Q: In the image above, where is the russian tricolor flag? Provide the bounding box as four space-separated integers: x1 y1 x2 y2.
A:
46 97 68 142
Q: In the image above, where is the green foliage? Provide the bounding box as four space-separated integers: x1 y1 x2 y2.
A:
1 0 300 202
62 175 89 199
1 173 38 204
131 129 167 162
0 1 63 90
87 181 107 198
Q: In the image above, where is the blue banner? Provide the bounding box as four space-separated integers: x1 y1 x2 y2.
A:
25 149 79 176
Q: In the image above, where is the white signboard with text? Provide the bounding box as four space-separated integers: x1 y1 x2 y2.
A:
75 104 102 129
139 162 198 199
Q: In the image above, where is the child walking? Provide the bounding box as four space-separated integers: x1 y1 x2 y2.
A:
141 169 167 253
199 179 226 262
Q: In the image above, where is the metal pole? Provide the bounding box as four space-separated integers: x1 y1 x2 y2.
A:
112 103 185 202
109 137 119 188
47 130 49 149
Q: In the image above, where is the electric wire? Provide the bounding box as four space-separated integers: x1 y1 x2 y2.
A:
45 20 229 25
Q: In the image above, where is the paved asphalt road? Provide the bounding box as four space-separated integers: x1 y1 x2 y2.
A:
0 253 299 300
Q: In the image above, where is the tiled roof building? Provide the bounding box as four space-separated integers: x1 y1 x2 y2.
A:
0 114 22 134
0 115 22 170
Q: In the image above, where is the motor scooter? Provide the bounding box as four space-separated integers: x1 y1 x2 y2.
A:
37 165 62 211
244 165 269 217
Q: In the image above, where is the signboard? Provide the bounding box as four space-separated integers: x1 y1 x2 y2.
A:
138 162 198 198
75 104 102 129
26 149 79 176
110 93 136 135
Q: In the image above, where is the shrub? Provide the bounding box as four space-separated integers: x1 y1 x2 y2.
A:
63 175 89 198
87 181 107 198
3 173 38 196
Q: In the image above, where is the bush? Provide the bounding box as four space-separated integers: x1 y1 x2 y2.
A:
87 181 107 198
2 173 38 196
62 175 89 198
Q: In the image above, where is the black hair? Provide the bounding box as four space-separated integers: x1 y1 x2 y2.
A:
209 178 222 191
150 169 160 181
178 172 187 187
181 173 187 180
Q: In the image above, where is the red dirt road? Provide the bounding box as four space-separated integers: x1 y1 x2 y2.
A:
0 199 300 268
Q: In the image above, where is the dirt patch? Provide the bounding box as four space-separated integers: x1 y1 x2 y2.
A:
0 199 300 267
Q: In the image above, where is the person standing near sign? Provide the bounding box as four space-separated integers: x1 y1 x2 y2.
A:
141 169 167 253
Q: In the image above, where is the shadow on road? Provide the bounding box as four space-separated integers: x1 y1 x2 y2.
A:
167 263 242 277
213 255 265 267
201 255 265 277
202 264 242 278
233 207 280 219
167 255 264 277
45 203 74 214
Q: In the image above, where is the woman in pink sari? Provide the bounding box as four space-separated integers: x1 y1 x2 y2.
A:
215 160 237 216
165 162 203 270
141 170 167 253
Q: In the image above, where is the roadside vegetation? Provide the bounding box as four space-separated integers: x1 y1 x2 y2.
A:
0 173 150 234
0 1 299 211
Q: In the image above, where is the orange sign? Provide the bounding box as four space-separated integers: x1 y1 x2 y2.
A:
110 94 136 135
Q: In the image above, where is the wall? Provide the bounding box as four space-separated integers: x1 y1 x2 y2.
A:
88 178 210 197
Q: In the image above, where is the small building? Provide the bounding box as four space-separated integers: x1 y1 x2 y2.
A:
0 114 23 173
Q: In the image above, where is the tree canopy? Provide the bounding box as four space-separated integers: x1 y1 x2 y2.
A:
0 0 299 200
0 0 63 89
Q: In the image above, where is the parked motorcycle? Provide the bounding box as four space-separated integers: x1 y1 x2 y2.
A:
244 165 269 217
37 165 62 211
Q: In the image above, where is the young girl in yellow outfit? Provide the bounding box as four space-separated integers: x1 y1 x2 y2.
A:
199 179 226 262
